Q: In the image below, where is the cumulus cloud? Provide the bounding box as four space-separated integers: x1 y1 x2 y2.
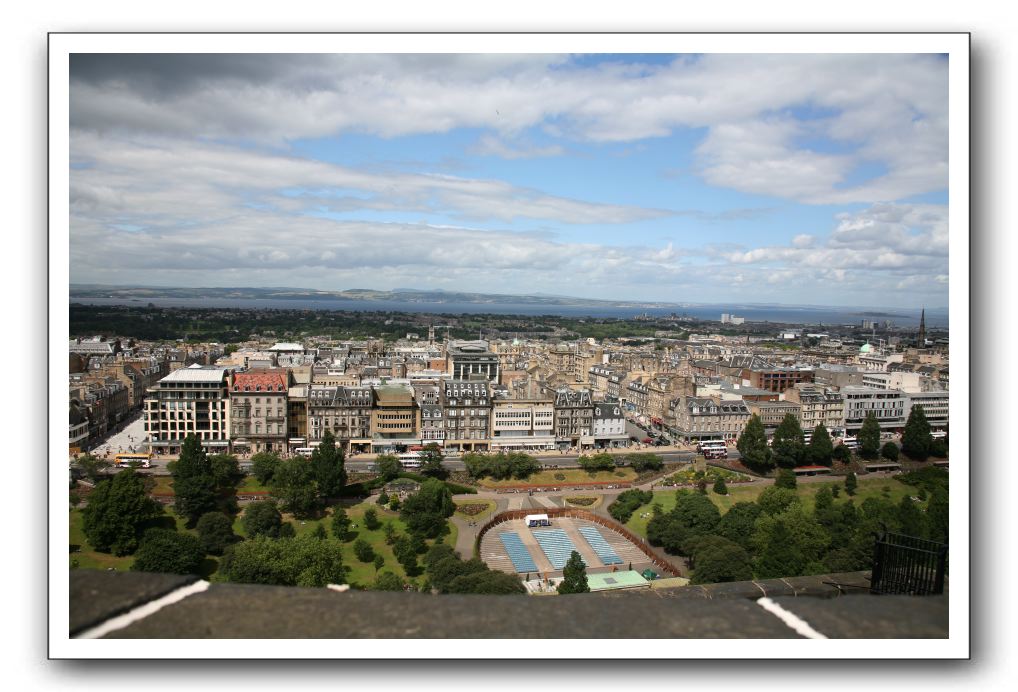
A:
70 53 948 204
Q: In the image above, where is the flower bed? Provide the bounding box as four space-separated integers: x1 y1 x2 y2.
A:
659 467 752 487
455 502 491 517
564 496 598 507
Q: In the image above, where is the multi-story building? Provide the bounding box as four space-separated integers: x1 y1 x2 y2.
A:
144 365 232 455
784 384 845 435
307 384 373 452
228 370 289 454
671 395 750 443
446 340 500 382
841 386 908 433
490 398 556 452
588 364 618 399
370 384 420 453
747 400 802 436
592 402 628 448
905 390 950 431
553 388 594 449
440 379 492 452
625 377 650 415
744 365 815 393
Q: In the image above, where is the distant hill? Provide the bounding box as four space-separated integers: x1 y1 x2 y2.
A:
68 284 680 309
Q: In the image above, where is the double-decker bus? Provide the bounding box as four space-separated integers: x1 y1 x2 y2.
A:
840 436 859 450
114 453 152 469
697 439 728 459
398 451 423 469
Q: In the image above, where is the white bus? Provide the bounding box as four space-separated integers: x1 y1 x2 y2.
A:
931 431 947 440
698 439 728 459
398 451 423 469
840 436 859 450
294 447 314 458
114 453 151 469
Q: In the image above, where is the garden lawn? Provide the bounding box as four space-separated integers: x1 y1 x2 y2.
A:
626 477 917 539
476 468 637 488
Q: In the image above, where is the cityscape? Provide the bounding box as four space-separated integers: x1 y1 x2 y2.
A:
64 48 955 645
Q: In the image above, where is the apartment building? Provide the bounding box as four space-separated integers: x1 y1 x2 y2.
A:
784 384 845 435
441 379 492 452
553 388 594 449
906 391 950 431
490 398 556 452
592 402 628 448
144 365 232 454
672 395 750 443
446 340 500 382
841 386 908 433
229 370 289 454
307 384 373 452
370 384 420 453
747 400 802 435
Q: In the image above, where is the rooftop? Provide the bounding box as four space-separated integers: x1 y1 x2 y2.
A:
69 569 948 640
159 365 227 384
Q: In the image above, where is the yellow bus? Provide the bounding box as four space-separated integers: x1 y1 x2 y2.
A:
114 452 152 469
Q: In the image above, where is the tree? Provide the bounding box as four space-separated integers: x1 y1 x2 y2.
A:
73 453 111 483
446 570 526 594
196 511 238 555
901 404 933 461
556 551 590 594
881 442 900 461
756 486 801 516
427 555 487 592
374 571 403 591
377 491 390 506
927 488 949 544
82 469 163 555
272 457 320 517
400 478 454 538
331 506 351 540
771 414 806 468
775 468 797 489
250 451 281 485
309 430 346 499
896 496 926 538
208 453 243 492
754 520 805 579
383 522 398 545
312 523 328 540
672 492 722 536
219 534 346 587
579 453 615 473
691 541 753 584
375 454 403 482
716 501 762 551
737 414 773 472
419 443 448 480
713 476 728 495
807 425 834 467
858 413 881 460
832 444 853 464
607 489 654 523
624 453 664 472
132 528 205 575
844 471 858 496
171 435 220 524
353 538 375 563
373 554 385 573
363 507 381 530
812 485 835 526
242 499 284 539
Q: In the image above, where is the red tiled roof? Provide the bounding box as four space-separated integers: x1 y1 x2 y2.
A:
232 370 288 393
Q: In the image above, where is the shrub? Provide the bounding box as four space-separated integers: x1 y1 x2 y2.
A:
607 489 653 523
881 442 900 461
363 507 381 530
131 529 204 575
196 511 239 555
353 538 375 562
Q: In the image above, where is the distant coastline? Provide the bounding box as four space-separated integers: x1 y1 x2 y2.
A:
69 285 947 328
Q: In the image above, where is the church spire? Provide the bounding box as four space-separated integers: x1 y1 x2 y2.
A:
918 307 927 347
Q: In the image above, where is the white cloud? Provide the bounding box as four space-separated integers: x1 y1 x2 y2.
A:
71 53 949 204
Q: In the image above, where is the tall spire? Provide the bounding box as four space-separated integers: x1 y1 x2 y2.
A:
918 307 927 347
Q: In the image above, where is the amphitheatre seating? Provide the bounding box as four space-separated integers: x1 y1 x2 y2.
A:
497 532 538 573
578 525 623 565
532 529 584 569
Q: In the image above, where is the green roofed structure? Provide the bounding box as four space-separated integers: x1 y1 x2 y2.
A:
586 570 651 592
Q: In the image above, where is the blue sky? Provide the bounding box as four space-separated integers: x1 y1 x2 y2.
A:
68 53 949 308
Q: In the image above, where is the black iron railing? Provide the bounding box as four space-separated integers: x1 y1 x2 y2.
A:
870 530 947 595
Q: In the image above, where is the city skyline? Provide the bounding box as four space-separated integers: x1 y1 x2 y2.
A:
69 53 949 309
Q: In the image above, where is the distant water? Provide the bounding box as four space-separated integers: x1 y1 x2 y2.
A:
72 296 948 328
